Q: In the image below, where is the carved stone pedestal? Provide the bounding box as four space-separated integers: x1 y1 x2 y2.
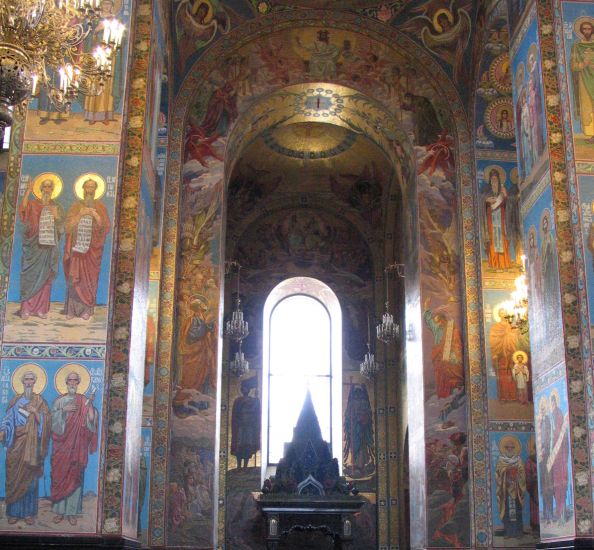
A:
257 496 364 550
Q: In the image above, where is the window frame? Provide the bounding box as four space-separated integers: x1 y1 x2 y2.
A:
261 277 342 482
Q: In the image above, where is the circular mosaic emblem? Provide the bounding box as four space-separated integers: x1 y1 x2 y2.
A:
294 87 345 117
489 53 512 95
484 97 514 140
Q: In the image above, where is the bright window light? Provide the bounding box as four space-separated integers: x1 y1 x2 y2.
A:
1 126 10 150
261 277 342 481
268 295 331 463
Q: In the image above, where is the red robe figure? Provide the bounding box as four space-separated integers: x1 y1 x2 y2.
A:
17 178 64 319
550 393 569 522
63 178 110 320
50 370 97 525
423 300 464 399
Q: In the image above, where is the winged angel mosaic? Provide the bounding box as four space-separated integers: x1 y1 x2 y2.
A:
400 0 471 85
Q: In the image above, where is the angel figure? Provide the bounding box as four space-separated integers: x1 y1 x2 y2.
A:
404 1 471 84
175 0 231 69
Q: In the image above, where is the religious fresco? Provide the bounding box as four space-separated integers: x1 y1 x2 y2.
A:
560 2 594 161
138 428 152 545
533 373 574 539
490 430 539 546
3 154 117 344
477 160 523 270
578 175 594 342
483 288 533 420
475 5 515 152
0 359 102 532
24 0 132 143
510 7 548 200
521 175 564 377
161 14 476 546
172 0 253 81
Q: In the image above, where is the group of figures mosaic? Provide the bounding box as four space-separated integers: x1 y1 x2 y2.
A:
0 362 100 530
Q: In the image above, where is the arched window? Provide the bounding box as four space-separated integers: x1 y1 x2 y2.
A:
261 277 342 480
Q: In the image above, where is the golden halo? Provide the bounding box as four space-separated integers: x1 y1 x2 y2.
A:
190 0 214 24
483 165 507 187
11 363 47 395
538 395 549 414
574 16 594 41
512 350 528 363
549 388 561 408
492 301 513 322
528 224 538 244
31 173 63 200
499 434 521 456
73 173 106 201
55 363 91 395
433 8 453 33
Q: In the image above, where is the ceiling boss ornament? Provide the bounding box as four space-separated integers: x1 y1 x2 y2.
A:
0 0 125 132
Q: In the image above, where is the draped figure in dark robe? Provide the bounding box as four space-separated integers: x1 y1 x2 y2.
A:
0 371 50 524
231 376 260 468
18 178 64 319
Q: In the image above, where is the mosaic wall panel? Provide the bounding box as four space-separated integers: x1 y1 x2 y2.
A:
510 6 549 202
0 0 135 538
520 173 565 376
163 12 475 546
0 358 104 531
533 370 575 539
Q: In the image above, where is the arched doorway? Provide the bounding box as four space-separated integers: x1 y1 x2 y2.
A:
157 13 479 549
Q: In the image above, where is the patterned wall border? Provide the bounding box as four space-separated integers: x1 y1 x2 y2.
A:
100 0 152 536
535 0 593 536
22 143 120 155
156 9 486 548
1 343 106 359
551 0 594 531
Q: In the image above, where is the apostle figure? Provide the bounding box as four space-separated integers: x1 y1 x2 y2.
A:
50 370 98 525
343 383 375 478
570 17 594 141
495 435 526 539
0 368 50 525
548 391 569 522
17 176 64 319
511 350 530 405
423 299 464 399
540 210 561 340
537 396 554 523
63 177 110 320
489 308 519 401
230 375 260 469
528 46 545 156
483 167 512 269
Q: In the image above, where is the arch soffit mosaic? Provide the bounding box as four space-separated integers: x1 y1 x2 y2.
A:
172 10 471 155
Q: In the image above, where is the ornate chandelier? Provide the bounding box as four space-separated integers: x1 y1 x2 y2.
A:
360 312 379 379
225 261 249 342
376 263 404 344
230 340 249 378
503 257 529 334
0 0 125 129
